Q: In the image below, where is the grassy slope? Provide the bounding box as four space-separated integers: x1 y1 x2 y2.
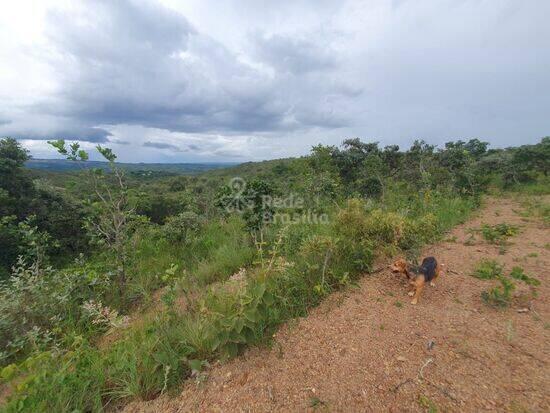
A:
0 185 479 412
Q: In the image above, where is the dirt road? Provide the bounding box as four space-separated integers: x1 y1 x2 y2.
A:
125 197 549 412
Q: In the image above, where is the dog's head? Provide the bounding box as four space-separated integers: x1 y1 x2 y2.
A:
390 258 408 275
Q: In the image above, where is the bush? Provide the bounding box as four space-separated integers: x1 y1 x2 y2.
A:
480 223 519 244
481 277 515 308
471 259 503 279
162 211 202 243
509 266 540 286
0 258 114 366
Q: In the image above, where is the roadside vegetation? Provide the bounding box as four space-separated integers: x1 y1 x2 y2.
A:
0 136 548 411
470 260 541 308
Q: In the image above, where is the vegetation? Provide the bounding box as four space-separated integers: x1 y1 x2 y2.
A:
471 259 504 280
471 260 541 308
0 136 548 411
480 223 519 245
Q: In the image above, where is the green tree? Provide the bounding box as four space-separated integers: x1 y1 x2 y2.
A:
0 138 33 216
48 140 136 296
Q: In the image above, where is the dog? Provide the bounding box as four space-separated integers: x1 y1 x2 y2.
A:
390 257 442 305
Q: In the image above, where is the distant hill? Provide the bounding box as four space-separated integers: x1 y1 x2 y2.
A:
26 158 239 174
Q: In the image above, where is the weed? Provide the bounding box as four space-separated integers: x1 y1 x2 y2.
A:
394 301 403 308
526 252 538 258
471 259 503 280
480 223 519 244
472 262 535 308
481 277 515 308
418 394 438 412
309 396 327 409
510 267 540 286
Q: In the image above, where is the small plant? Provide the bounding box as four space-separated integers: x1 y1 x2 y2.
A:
309 396 327 408
481 277 515 307
509 267 540 286
478 265 541 308
81 300 129 329
418 394 438 412
394 301 403 308
471 259 503 280
480 223 519 244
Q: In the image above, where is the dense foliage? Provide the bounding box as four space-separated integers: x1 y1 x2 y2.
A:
0 135 548 411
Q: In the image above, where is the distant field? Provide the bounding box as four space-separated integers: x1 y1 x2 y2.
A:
25 158 239 174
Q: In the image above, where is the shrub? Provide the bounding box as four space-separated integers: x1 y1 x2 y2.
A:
477 266 540 308
481 277 515 308
0 258 114 366
480 223 519 244
509 266 540 286
162 211 202 243
471 259 503 279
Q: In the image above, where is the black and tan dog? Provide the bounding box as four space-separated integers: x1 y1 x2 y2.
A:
390 257 443 305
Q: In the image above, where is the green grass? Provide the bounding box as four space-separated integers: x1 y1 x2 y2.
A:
481 277 515 308
509 267 540 286
480 223 519 244
507 177 550 195
475 265 541 309
471 259 503 280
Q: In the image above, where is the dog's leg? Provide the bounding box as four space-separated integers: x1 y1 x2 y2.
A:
408 280 415 296
411 278 425 305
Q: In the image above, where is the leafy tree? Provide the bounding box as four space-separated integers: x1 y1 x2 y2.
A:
400 140 436 189
332 139 380 187
0 138 33 216
48 140 136 295
242 179 276 231
438 139 490 195
16 216 59 272
215 178 276 231
0 138 87 275
360 153 387 198
512 137 550 177
0 216 20 278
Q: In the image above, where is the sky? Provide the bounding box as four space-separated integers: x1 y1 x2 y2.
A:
0 0 548 163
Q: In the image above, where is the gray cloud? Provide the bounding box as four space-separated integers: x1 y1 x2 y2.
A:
252 32 337 75
10 126 111 143
143 141 183 151
35 0 306 137
1 0 549 161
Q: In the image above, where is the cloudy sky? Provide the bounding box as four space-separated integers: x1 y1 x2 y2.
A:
0 0 548 162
